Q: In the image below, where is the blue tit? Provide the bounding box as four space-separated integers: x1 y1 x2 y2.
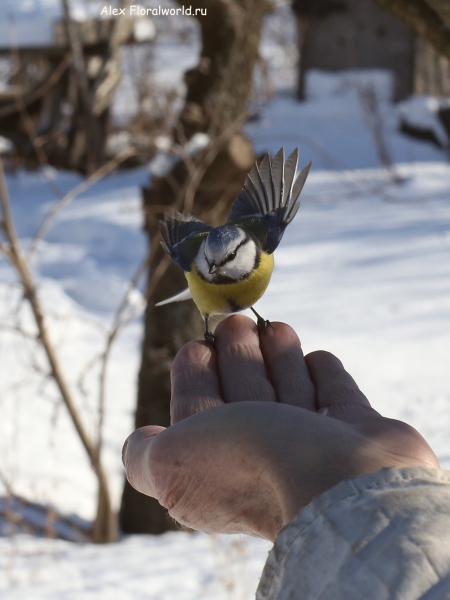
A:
156 147 312 342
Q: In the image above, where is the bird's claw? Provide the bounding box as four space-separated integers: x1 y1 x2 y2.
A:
257 317 273 331
204 331 216 344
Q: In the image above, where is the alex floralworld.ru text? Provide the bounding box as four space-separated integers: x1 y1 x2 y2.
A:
101 5 207 17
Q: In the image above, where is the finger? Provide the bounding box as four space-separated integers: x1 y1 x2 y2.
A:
305 350 379 422
259 322 315 410
214 315 277 403
171 341 223 424
122 425 165 498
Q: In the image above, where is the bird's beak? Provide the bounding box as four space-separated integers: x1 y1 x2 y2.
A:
209 263 218 274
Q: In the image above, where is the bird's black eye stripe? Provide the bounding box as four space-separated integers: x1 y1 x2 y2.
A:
224 238 247 263
206 237 247 269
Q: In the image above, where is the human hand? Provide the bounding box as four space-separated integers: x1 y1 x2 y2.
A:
122 316 439 541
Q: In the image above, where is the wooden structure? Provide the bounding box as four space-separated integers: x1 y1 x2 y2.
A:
415 37 450 97
0 16 154 172
293 0 416 101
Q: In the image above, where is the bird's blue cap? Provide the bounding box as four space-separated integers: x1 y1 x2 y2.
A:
205 225 245 263
205 226 245 260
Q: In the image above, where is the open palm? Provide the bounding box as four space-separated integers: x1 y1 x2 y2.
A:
123 316 438 541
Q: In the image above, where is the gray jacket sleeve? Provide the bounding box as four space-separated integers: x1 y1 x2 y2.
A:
257 467 450 600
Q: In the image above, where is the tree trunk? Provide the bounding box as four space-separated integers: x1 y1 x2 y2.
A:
119 0 269 534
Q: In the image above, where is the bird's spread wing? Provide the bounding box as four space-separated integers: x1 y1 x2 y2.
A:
159 212 213 271
226 148 312 254
155 287 193 307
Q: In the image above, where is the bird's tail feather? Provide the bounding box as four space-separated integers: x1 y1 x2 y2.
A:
155 288 193 307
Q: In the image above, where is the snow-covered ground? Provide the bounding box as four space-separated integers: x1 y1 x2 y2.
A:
2 143 449 599
1 1 450 598
0 532 271 599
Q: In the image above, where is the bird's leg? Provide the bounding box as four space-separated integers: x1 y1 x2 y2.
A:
204 315 215 344
251 307 273 331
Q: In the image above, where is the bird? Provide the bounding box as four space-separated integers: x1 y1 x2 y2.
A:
156 148 312 343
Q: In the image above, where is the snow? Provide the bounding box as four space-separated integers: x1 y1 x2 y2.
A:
2 159 450 598
0 167 149 526
247 70 445 170
256 162 450 466
0 533 271 599
1 0 450 597
148 133 211 176
398 95 450 147
0 136 13 154
133 18 157 42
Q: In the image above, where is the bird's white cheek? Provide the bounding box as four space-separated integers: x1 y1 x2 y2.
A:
221 244 256 279
195 247 215 281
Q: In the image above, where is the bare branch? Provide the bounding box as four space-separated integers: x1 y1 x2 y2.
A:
0 321 37 342
427 0 450 28
376 0 450 61
60 0 133 173
0 157 116 542
0 240 12 260
0 54 71 119
27 147 137 257
15 101 66 200
8 38 66 200
61 0 99 173
94 248 151 460
357 84 401 184
182 113 247 213
146 254 172 302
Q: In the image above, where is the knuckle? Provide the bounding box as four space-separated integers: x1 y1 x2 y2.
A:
157 470 185 512
276 350 305 372
146 435 183 506
172 362 219 400
327 402 374 417
173 363 204 392
281 377 315 405
318 379 369 405
223 341 261 365
239 376 276 402
171 393 222 422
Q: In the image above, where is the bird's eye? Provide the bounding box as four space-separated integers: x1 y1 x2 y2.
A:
228 251 236 261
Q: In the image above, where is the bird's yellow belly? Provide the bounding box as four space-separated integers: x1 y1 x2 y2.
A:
185 252 274 316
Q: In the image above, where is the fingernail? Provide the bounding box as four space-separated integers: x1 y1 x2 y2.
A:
122 436 130 467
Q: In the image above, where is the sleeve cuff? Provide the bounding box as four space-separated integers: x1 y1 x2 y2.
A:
257 466 450 600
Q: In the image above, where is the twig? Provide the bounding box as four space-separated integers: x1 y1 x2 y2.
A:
177 113 248 214
0 239 12 258
0 469 14 496
0 55 72 119
95 116 250 419
61 0 99 173
136 113 250 319
0 156 116 542
6 17 67 200
376 0 450 62
94 248 152 460
15 100 66 200
146 254 172 302
0 322 37 342
27 147 137 257
0 480 91 541
357 83 400 184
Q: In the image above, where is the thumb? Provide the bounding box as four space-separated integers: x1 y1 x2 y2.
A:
122 426 166 497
